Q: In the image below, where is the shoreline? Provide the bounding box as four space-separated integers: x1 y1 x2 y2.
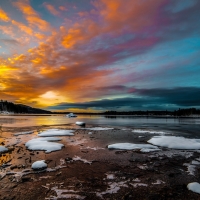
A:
1 124 200 199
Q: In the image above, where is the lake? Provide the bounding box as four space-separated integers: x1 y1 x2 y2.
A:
0 114 200 138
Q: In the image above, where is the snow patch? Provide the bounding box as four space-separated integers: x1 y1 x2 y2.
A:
187 182 200 194
25 137 64 153
83 127 113 131
130 183 148 188
152 180 165 185
76 122 85 126
96 181 128 198
108 143 159 151
132 129 168 135
32 160 47 170
72 156 92 164
0 146 8 152
14 131 34 136
38 129 74 137
148 136 200 150
82 146 105 151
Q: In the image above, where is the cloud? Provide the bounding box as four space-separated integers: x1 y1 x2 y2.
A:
0 7 10 21
59 6 67 11
44 3 60 16
11 20 33 35
47 87 200 111
13 0 51 31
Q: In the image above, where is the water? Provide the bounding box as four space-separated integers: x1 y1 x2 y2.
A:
0 114 200 137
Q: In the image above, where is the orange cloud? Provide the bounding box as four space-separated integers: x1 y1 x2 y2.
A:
11 20 33 35
44 3 60 16
0 8 10 21
59 6 67 11
62 20 99 48
14 0 51 31
97 0 165 32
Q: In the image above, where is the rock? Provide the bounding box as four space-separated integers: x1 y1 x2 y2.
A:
21 176 31 182
10 165 17 170
65 157 72 162
56 172 62 176
81 150 88 153
129 154 150 162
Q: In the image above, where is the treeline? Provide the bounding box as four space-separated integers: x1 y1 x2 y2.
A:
104 110 173 116
174 108 200 116
0 100 51 114
104 108 200 116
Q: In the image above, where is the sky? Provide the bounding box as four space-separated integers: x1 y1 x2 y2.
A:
0 0 200 112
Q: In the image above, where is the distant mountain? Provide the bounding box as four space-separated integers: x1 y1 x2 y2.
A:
0 100 51 114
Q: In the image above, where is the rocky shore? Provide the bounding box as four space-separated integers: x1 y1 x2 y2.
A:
1 124 200 199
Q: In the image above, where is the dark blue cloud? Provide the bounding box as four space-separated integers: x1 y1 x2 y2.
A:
47 87 200 111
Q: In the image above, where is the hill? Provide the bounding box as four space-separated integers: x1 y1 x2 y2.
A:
0 100 51 114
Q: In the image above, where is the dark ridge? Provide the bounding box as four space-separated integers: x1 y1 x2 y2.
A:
0 100 51 114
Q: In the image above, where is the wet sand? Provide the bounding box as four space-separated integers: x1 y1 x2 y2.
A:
1 124 200 199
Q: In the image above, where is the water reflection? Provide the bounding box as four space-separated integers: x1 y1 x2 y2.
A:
0 114 200 129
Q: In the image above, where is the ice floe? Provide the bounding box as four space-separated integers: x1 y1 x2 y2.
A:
0 145 8 152
83 127 113 131
32 160 47 170
148 136 200 150
140 148 160 153
25 137 64 153
66 113 77 118
132 129 168 135
187 182 200 194
14 131 34 136
38 129 74 137
76 121 85 126
108 143 159 151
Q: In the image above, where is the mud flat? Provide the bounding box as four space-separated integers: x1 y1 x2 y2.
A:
1 124 200 199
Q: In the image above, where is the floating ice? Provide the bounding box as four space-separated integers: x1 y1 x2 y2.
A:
140 148 160 153
66 113 77 118
148 136 200 150
25 137 64 153
14 131 34 136
83 127 113 131
187 182 200 194
32 160 47 170
76 121 85 126
132 129 168 135
108 143 159 151
0 146 8 152
38 129 74 137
